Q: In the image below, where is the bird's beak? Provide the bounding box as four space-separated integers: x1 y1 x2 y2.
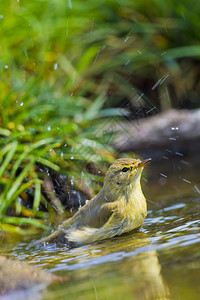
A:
137 158 151 168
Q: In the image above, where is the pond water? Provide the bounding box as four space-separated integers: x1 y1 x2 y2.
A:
1 156 200 300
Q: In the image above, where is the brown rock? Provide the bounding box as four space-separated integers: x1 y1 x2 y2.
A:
0 255 61 298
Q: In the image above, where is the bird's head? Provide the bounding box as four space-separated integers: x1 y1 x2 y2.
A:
103 158 151 196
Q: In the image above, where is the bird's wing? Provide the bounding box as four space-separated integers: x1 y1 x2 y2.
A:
66 209 124 246
94 202 117 227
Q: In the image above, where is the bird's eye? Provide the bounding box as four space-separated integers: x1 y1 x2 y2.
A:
122 167 129 172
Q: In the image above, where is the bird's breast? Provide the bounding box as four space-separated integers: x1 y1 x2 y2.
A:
120 186 147 233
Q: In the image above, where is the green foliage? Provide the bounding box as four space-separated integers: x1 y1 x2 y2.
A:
0 1 118 232
1 0 200 113
0 83 116 232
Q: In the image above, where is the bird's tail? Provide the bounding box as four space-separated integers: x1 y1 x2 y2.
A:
29 230 60 247
66 224 122 246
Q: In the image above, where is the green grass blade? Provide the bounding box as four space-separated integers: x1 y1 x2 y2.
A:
10 138 57 181
33 179 41 212
36 157 60 171
0 160 35 215
1 217 50 230
0 141 18 178
0 128 11 137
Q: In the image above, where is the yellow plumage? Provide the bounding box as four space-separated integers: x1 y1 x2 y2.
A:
31 157 150 247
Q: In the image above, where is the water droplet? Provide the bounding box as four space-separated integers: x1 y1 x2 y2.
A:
182 178 191 184
146 107 156 114
142 177 148 182
152 79 162 90
47 126 51 131
160 173 167 178
124 59 130 66
71 176 74 187
136 93 144 102
175 152 183 157
124 36 129 43
171 127 179 131
194 185 200 194
166 149 172 153
161 156 169 160
93 49 101 64
54 63 58 70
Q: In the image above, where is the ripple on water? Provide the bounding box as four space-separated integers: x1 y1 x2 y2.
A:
8 195 200 274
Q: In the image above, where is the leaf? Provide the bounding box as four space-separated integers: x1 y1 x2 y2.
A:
36 157 60 171
84 94 105 121
0 142 17 178
1 217 50 230
9 138 57 181
0 160 35 215
76 45 99 73
0 128 11 137
33 179 41 212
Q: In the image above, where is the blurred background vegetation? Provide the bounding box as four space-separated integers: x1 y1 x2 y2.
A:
1 0 200 234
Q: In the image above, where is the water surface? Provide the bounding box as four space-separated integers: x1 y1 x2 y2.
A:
1 157 200 300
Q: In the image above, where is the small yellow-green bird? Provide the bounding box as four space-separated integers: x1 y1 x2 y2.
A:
31 158 151 247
